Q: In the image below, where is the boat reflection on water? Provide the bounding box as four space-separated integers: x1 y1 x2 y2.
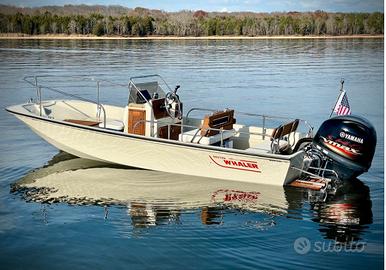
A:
13 152 372 239
14 152 287 225
129 202 182 228
313 179 372 243
284 179 372 245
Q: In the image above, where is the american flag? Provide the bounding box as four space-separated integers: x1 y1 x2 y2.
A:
333 91 351 115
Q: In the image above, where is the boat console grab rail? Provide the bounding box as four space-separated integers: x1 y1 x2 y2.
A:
127 81 152 107
128 74 173 107
129 74 173 92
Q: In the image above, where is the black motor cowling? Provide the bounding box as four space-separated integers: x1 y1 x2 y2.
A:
312 115 377 180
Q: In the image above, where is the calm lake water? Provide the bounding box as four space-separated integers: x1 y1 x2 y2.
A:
0 39 383 269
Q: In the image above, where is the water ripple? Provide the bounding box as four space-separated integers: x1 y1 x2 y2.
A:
0 38 383 269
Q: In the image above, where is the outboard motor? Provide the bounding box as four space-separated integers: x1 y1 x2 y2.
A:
305 115 376 181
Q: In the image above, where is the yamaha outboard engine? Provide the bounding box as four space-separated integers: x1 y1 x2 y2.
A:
304 115 376 181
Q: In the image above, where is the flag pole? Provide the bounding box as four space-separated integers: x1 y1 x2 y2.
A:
329 78 345 118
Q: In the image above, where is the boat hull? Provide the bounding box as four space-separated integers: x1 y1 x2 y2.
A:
11 112 303 186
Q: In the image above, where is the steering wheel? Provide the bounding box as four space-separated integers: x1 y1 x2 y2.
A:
164 85 182 120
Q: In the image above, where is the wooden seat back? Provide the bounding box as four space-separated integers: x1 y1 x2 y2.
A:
270 119 299 154
201 110 236 137
271 119 299 141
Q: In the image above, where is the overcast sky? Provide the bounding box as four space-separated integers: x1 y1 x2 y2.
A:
0 0 383 12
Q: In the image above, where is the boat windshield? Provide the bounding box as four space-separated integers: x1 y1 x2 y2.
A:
128 75 172 104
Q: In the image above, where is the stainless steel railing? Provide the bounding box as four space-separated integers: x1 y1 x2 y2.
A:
23 74 314 140
185 107 313 140
128 74 172 106
23 75 129 128
129 74 173 92
132 119 271 148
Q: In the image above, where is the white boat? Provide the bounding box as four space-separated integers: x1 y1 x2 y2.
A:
6 75 377 187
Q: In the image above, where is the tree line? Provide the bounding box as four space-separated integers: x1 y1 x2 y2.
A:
0 5 383 36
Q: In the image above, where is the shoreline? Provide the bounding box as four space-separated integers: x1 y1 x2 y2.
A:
0 34 383 40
